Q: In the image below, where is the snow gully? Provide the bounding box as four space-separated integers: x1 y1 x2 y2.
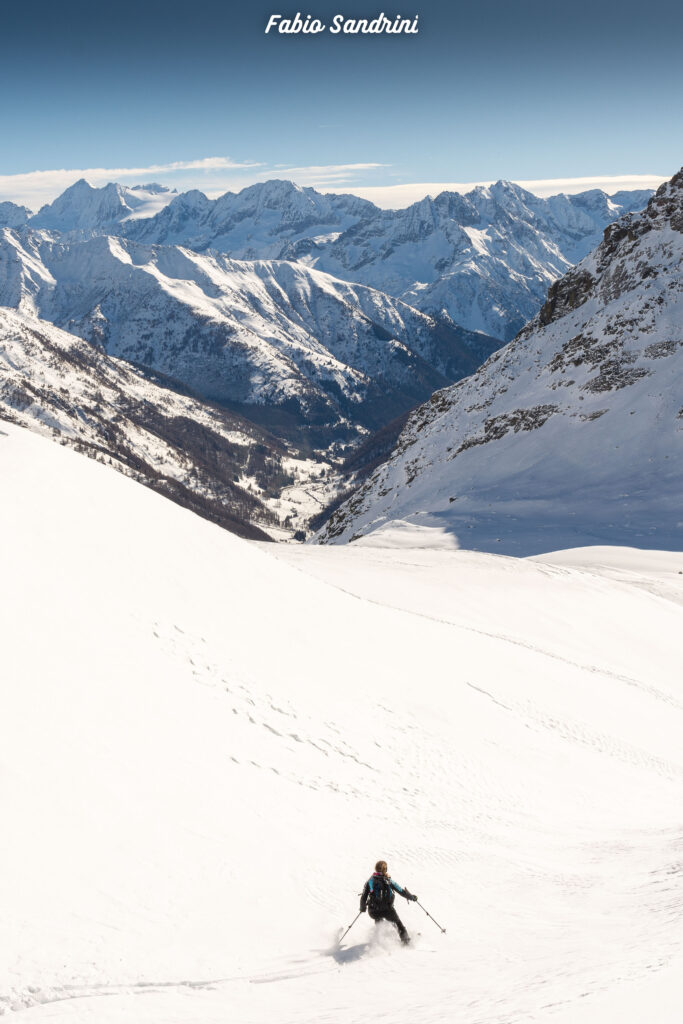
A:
264 13 420 35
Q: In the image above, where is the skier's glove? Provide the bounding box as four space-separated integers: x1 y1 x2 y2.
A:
410 893 418 901
360 906 366 913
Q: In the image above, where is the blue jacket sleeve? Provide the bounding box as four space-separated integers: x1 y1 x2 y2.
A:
391 879 414 899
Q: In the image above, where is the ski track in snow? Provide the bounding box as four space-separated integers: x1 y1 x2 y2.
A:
465 680 683 783
265 544 683 715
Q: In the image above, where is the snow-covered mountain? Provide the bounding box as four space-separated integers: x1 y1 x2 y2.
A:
2 421 682 1024
317 170 683 553
29 179 176 234
309 182 654 340
0 305 300 539
124 178 376 256
116 178 651 340
29 177 651 342
0 228 494 449
0 175 654 488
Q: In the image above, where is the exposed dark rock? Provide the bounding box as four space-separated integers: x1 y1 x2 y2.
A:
582 363 651 394
537 270 595 328
457 404 558 453
644 341 679 359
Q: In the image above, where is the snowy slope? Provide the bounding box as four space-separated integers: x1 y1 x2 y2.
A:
1 422 682 1024
0 306 299 539
0 228 492 447
318 171 683 554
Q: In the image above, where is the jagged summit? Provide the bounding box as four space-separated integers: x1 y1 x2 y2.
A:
235 178 307 201
64 176 93 192
317 168 683 554
311 180 652 339
125 178 378 254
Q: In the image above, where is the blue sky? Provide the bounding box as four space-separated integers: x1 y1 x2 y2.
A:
1 0 681 208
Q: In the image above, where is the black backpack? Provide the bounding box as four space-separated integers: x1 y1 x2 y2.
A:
369 874 393 910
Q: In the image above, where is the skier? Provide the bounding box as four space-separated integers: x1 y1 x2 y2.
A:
360 860 418 944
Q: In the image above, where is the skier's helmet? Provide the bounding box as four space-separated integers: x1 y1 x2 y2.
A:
375 860 388 874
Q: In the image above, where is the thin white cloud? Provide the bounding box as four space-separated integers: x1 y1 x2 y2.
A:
0 157 263 210
280 163 388 174
0 159 389 210
199 162 390 196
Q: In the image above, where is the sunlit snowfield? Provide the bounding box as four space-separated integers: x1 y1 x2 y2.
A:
2 423 682 1024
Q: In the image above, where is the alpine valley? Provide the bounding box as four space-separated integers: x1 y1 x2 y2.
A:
0 172 659 539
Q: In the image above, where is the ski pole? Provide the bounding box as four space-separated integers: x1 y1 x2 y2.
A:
339 911 362 945
416 901 446 934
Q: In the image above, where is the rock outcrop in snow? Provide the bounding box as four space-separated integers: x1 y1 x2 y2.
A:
317 170 683 554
